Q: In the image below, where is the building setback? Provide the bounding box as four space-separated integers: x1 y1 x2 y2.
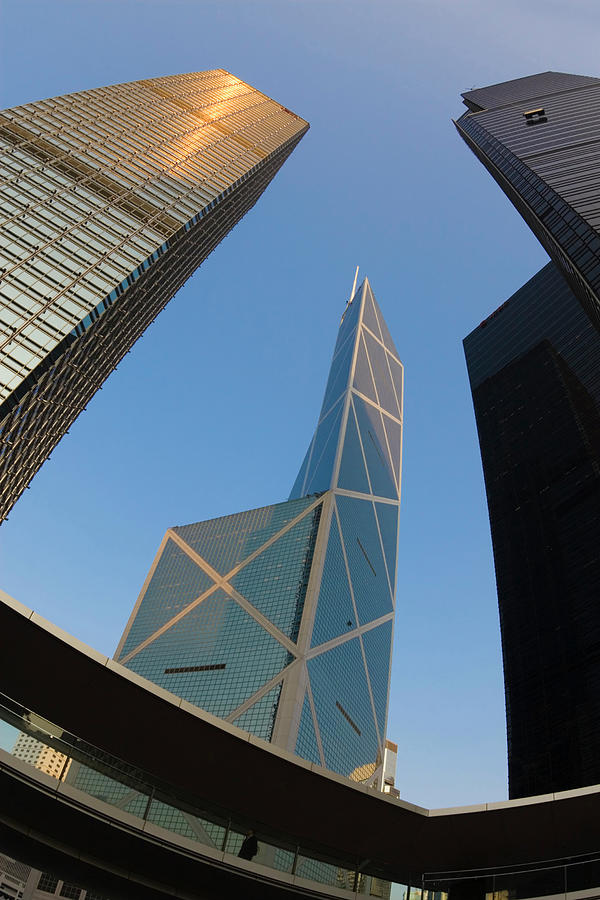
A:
0 72 308 521
108 277 403 783
464 262 600 798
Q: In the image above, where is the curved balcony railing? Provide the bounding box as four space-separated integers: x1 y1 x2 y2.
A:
0 690 416 898
1 589 599 900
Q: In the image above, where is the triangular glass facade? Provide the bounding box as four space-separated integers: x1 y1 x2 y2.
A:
116 278 402 779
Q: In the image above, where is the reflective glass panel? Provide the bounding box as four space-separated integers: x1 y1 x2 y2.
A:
353 331 379 404
352 396 397 500
387 354 404 408
361 622 393 740
173 496 316 576
364 331 401 419
383 416 402 483
303 399 344 495
146 798 218 844
231 683 283 741
118 538 215 659
311 514 357 647
336 495 393 623
66 760 148 814
231 504 321 639
362 285 383 341
295 690 322 764
308 637 379 777
334 284 362 353
374 501 400 586
125 589 292 718
337 401 371 495
296 855 356 889
319 328 356 419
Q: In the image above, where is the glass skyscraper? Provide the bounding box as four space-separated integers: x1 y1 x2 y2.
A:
455 71 600 332
115 278 403 780
0 71 308 522
464 263 600 798
457 73 600 796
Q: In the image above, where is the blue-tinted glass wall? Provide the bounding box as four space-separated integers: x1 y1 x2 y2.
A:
116 495 322 742
114 279 403 782
286 278 402 780
464 263 600 797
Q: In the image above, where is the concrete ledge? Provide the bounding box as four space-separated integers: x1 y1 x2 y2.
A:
486 793 553 811
429 803 487 816
0 588 33 619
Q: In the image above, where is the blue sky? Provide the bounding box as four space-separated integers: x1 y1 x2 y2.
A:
1 0 599 808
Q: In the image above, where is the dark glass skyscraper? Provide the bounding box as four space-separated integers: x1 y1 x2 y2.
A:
464 263 600 798
458 73 600 796
0 72 308 521
114 278 403 780
455 71 600 332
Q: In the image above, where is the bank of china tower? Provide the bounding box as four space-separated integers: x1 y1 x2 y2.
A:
116 279 403 781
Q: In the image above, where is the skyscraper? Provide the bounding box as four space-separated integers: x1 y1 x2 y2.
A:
114 278 403 779
12 730 71 781
464 263 600 798
455 71 600 332
457 72 600 796
0 71 308 521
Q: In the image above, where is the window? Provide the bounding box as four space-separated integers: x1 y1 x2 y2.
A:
59 883 82 899
37 872 59 893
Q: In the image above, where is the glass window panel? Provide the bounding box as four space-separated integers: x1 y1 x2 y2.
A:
174 496 316 576
231 683 283 741
118 537 216 659
374 501 400 586
146 798 221 846
295 690 322 764
383 416 402 484
364 331 401 419
361 284 383 341
37 873 60 893
231 504 321 640
353 396 398 500
353 331 379 403
319 329 355 419
337 400 371 495
311 514 357 647
336 495 393 623
362 622 393 740
308 637 379 778
296 855 356 889
387 355 404 411
333 288 361 357
303 400 344 496
125 589 292 719
65 762 149 814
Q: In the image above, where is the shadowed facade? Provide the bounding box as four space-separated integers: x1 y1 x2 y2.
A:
457 71 600 797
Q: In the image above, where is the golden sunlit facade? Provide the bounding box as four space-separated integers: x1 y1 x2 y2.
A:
0 71 308 520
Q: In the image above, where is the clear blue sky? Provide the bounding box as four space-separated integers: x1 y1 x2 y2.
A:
1 0 598 808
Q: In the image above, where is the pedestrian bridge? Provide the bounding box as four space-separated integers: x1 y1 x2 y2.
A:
0 589 598 900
